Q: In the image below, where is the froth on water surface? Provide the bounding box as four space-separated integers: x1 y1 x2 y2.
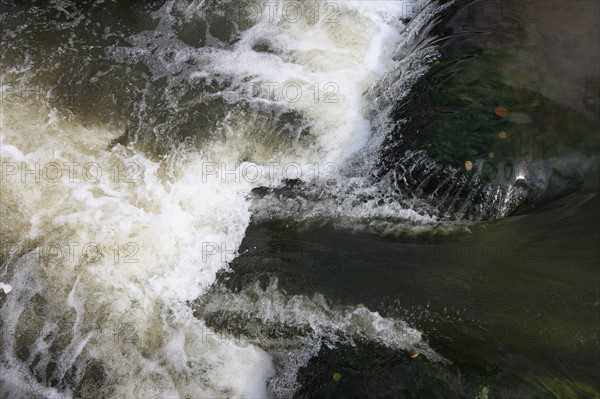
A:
0 1 447 397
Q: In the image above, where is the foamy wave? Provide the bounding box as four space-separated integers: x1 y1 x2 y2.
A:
0 0 441 397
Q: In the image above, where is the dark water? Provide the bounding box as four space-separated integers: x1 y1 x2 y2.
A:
210 190 598 398
1 0 599 398
207 1 600 397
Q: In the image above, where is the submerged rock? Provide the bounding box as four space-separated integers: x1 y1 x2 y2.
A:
373 0 599 221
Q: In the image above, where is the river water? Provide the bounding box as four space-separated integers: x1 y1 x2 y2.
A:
1 1 598 398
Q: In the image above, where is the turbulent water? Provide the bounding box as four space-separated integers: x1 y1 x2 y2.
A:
1 0 596 398
0 1 449 397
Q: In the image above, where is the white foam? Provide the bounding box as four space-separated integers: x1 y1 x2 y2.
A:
1 100 274 398
0 0 439 397
197 279 442 397
0 282 12 293
203 1 409 163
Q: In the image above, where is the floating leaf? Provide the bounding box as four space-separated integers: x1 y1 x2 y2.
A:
495 106 509 117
